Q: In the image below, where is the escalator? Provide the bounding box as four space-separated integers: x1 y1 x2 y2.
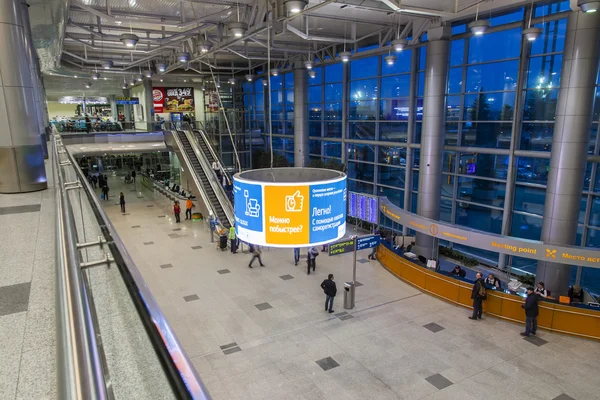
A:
174 130 231 229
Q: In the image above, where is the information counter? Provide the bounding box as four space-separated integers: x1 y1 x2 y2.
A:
377 244 600 341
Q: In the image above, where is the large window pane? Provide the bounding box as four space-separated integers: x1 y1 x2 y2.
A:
520 122 554 151
323 141 342 158
377 186 404 208
380 122 408 142
381 75 410 98
455 204 503 234
381 50 412 75
350 56 378 80
348 161 375 181
526 55 562 89
378 165 406 188
450 39 464 66
349 122 375 140
309 105 322 120
457 177 505 207
461 122 512 148
380 99 410 121
530 19 567 55
511 213 542 241
324 122 342 138
347 144 375 162
309 121 321 136
308 85 322 103
284 73 294 88
464 92 515 121
459 153 508 180
348 179 373 195
448 67 463 94
514 185 546 215
466 61 519 92
349 101 377 120
325 83 342 102
379 146 407 166
468 28 521 63
323 102 342 120
350 79 378 100
523 89 559 121
446 95 461 121
515 157 549 185
325 63 342 83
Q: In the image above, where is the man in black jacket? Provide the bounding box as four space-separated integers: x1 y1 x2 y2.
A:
469 272 485 320
321 274 337 313
521 287 539 337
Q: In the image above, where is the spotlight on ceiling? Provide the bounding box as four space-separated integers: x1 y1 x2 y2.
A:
177 52 191 63
85 82 92 88
271 68 279 76
304 59 313 69
136 74 144 81
103 77 107 80
122 83 128 89
129 78 137 86
468 19 490 35
201 85 206 91
308 70 317 79
74 75 78 78
228 78 236 85
578 0 600 12
144 70 153 78
101 60 113 69
392 38 407 52
198 40 212 52
215 80 221 88
523 27 543 41
229 21 248 38
339 51 352 62
119 33 139 47
262 80 268 86
91 72 100 80
156 62 167 72
160 79 163 82
384 55 397 66
284 0 308 14
246 74 254 82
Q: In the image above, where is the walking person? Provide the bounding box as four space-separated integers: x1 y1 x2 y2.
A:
102 184 110 201
248 244 264 268
131 170 136 183
293 248 300 266
173 201 181 223
228 224 237 254
521 286 539 337
185 197 194 220
212 160 221 178
91 174 98 188
469 272 486 320
119 192 126 213
321 274 337 313
307 246 318 275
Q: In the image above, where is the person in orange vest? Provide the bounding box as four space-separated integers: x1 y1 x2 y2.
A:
185 197 194 220
173 201 181 223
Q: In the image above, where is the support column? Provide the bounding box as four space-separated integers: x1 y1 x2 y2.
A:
402 46 419 235
142 79 154 130
537 10 600 296
293 62 309 167
109 95 118 121
415 27 450 258
122 88 133 126
0 0 47 193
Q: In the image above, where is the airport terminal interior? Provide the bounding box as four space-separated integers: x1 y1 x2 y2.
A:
2 0 600 398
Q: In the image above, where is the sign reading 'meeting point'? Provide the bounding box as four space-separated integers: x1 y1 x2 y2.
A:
233 168 347 247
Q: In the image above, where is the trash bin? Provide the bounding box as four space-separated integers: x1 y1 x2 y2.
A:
344 281 355 309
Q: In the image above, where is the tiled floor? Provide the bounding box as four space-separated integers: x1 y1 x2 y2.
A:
101 177 600 400
0 157 57 399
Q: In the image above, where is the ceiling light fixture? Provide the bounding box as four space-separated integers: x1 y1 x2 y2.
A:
201 85 206 91
271 68 279 76
339 51 351 62
144 70 153 78
262 80 268 86
198 39 212 52
136 73 144 81
384 54 397 65
177 52 190 63
129 78 137 85
304 59 313 69
74 75 78 78
101 60 113 69
160 79 163 82
308 70 317 78
229 21 248 38
392 38 407 52
523 27 542 41
228 78 236 85
104 77 107 80
468 4 490 36
578 0 600 12
119 33 139 47
284 0 308 14
91 72 100 80
246 74 254 82
122 83 128 89
85 82 92 88
157 62 167 72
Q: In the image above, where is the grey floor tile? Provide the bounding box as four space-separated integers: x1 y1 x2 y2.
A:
217 269 231 275
279 274 294 280
426 373 453 390
131 225 141 228
122 213 130 215
0 204 41 215
130 190 137 192
143 241 154 246
553 394 576 400
357 259 369 264
219 342 237 350
315 356 340 371
191 245 203 250
255 302 273 311
223 346 241 355
339 314 354 321
0 283 31 317
423 322 445 333
183 294 200 302
168 233 180 239
335 312 348 317
172 228 182 231
160 264 173 269
523 335 548 346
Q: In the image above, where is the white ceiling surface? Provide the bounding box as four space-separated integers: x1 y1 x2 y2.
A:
37 0 541 95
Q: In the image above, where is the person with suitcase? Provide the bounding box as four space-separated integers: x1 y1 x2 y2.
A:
248 244 264 268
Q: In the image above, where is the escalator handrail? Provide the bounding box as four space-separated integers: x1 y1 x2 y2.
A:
193 128 232 185
63 134 211 400
53 133 108 400
180 128 234 228
170 130 220 222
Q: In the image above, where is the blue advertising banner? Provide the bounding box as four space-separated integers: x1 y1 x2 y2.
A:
356 235 380 251
233 179 263 243
309 179 347 244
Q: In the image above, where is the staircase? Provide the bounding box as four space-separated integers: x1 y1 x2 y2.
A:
175 130 231 229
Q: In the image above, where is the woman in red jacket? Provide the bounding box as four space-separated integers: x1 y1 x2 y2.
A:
173 201 181 223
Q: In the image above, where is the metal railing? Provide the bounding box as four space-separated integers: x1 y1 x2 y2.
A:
53 129 212 399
